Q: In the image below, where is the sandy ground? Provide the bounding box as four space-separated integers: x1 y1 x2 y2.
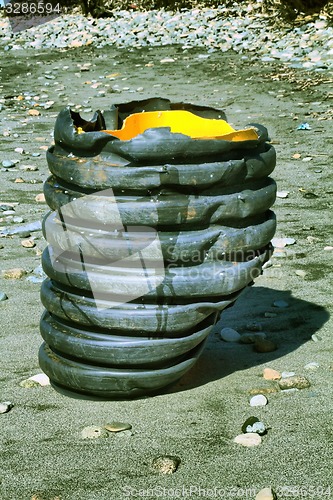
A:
0 45 332 500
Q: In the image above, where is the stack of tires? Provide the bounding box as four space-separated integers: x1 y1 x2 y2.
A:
39 98 277 398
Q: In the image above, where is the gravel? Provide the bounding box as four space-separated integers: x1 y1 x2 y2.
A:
0 3 332 70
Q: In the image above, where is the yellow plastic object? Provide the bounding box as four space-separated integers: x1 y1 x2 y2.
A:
102 110 258 141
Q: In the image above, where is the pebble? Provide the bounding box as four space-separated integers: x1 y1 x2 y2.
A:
295 269 307 277
220 327 241 342
2 268 26 279
264 312 277 318
246 421 266 435
35 193 46 203
304 362 320 370
311 333 322 342
13 216 24 223
21 239 36 248
246 322 263 332
20 373 50 389
281 371 296 378
276 191 289 198
27 373 50 386
19 165 39 171
0 289 8 301
0 7 331 74
254 339 277 353
324 246 333 251
160 58 176 63
14 147 25 154
256 487 276 500
273 300 289 308
272 237 296 248
104 422 132 433
2 160 15 168
250 394 268 407
81 426 109 439
152 455 180 474
240 332 266 344
234 433 262 447
263 368 281 380
278 375 311 390
0 401 13 414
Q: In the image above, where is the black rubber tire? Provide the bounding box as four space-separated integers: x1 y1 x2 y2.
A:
40 279 242 334
43 175 277 227
40 311 215 366
42 210 276 264
41 245 271 298
39 339 206 398
46 142 276 191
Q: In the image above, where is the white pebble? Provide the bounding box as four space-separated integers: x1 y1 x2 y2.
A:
220 327 241 342
304 362 320 370
250 394 268 407
276 190 289 198
0 401 13 414
256 487 276 500
234 433 262 447
281 371 296 378
28 373 50 386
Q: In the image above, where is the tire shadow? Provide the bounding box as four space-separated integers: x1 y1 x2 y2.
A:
164 286 330 394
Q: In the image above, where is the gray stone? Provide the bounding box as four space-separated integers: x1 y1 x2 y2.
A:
81 426 109 439
2 160 15 168
0 292 8 301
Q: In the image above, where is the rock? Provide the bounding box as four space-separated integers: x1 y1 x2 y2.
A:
272 300 289 308
246 322 263 332
2 268 26 279
276 190 289 198
19 165 39 171
13 216 24 223
81 426 109 439
104 422 132 433
250 394 268 407
263 368 281 380
2 160 15 168
0 292 8 301
152 455 180 474
220 327 241 342
311 334 322 342
240 332 266 344
14 147 25 154
0 401 13 414
324 246 333 251
281 371 296 378
21 239 36 248
35 193 46 203
233 433 262 447
278 375 311 390
160 58 175 63
28 373 50 386
264 312 277 318
28 109 40 116
254 339 277 353
256 487 277 500
246 421 266 435
241 416 259 433
304 362 320 371
295 269 307 277
20 379 40 388
272 237 295 248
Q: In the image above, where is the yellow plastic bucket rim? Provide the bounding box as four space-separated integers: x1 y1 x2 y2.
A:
97 110 258 142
